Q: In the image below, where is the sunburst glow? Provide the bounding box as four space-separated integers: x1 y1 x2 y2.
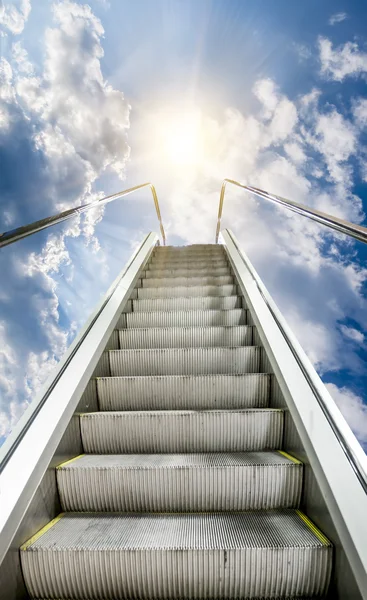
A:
162 110 203 167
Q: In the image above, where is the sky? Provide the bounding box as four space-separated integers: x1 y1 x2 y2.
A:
1 0 367 450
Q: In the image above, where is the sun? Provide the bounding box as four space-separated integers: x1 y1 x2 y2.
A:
163 110 203 167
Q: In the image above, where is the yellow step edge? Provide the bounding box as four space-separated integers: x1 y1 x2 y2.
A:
20 513 65 551
56 454 85 469
277 450 302 465
296 510 332 546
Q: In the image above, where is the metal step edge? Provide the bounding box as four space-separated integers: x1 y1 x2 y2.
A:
80 409 284 453
56 451 303 512
156 244 222 248
151 252 226 257
108 346 261 376
145 268 231 277
131 296 244 312
21 511 332 599
117 326 253 349
155 247 225 252
142 276 234 288
137 284 238 299
148 259 229 268
118 309 247 328
154 250 225 255
96 373 271 410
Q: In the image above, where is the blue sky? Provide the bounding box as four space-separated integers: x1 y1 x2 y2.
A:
1 0 367 450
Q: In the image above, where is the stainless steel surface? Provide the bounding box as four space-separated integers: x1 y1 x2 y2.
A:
215 178 367 244
148 258 229 268
156 244 223 253
137 283 238 298
80 409 284 453
222 229 367 595
131 294 243 311
121 308 248 327
21 511 332 599
97 373 270 411
118 325 253 348
142 274 234 287
145 266 230 277
57 451 302 512
0 182 166 247
108 346 261 376
0 232 158 566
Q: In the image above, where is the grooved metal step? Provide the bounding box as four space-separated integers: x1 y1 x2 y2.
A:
145 266 231 277
155 245 224 253
130 295 243 312
119 308 247 328
148 258 229 269
97 373 271 410
57 451 303 512
108 346 261 376
142 275 234 287
137 284 237 298
153 253 226 261
118 326 253 349
21 511 332 599
80 409 283 453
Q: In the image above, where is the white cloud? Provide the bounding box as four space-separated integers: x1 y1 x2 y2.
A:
269 98 298 143
11 41 33 74
253 79 298 143
24 350 58 398
314 110 356 185
0 0 31 35
300 88 321 109
12 2 130 214
319 37 367 81
284 142 307 164
41 1 130 177
326 383 367 445
343 263 367 294
328 12 348 26
352 97 367 129
253 78 279 117
0 321 27 440
285 310 339 374
25 233 71 278
340 325 365 343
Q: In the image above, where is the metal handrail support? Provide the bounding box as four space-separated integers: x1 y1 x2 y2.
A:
0 182 166 247
216 179 367 244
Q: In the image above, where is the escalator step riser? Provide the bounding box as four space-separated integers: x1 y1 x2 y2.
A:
148 259 229 268
145 267 231 277
21 511 332 599
57 452 303 512
142 276 234 287
131 295 243 311
80 409 283 453
137 284 238 298
118 326 253 349
96 373 270 411
118 309 247 328
108 346 260 376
